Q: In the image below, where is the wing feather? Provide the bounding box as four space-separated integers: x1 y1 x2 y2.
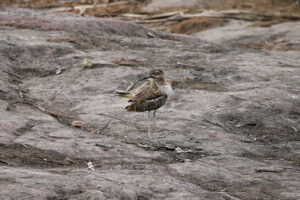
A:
126 80 167 112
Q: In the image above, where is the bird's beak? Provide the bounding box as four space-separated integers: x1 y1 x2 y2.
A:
139 75 151 81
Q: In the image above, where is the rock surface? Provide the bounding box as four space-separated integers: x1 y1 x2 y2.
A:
0 7 300 200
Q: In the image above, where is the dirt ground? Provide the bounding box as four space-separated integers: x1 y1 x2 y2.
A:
0 1 300 200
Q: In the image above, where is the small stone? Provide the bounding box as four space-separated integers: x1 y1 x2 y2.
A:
71 121 83 129
164 143 176 150
55 68 62 75
175 147 185 153
91 130 99 134
184 76 193 82
61 157 73 165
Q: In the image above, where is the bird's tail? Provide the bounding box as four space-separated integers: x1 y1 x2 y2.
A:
115 90 133 99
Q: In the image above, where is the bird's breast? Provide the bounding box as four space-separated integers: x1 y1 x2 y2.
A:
159 83 173 96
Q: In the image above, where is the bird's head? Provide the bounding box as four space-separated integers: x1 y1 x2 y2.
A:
149 69 164 79
140 69 165 82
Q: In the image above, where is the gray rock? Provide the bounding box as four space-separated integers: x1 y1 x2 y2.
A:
0 8 299 200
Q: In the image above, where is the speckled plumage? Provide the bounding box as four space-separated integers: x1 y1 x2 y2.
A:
125 79 168 112
116 69 173 138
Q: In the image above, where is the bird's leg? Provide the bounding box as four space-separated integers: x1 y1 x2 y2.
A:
148 111 152 138
153 110 157 135
152 110 165 139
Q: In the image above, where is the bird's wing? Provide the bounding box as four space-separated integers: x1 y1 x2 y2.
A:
115 81 151 99
132 81 160 101
126 81 167 112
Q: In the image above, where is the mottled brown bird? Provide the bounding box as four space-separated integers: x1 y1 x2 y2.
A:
116 69 173 138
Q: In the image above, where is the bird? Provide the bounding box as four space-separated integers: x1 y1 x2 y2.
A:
116 69 173 138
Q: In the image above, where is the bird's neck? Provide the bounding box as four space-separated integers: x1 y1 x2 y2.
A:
155 77 166 85
158 82 173 96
